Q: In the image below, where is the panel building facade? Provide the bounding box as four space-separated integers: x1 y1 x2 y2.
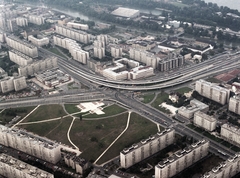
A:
228 96 240 115
0 76 27 93
120 128 175 168
28 15 45 25
221 123 240 147
0 154 54 178
155 140 209 178
9 50 33 66
28 35 49 47
193 111 217 131
195 79 230 105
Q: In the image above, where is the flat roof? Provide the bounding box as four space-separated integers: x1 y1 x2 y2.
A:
111 7 139 18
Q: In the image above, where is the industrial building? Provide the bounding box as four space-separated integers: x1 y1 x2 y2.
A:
6 35 38 58
28 35 49 47
18 57 58 77
0 153 54 178
111 45 122 58
53 35 89 64
67 22 89 30
16 17 28 27
111 7 140 19
195 79 230 105
202 153 240 178
9 50 33 66
28 15 45 25
193 111 217 131
178 99 209 119
0 125 62 164
221 124 240 147
55 25 90 44
120 128 175 169
129 48 158 69
228 96 240 115
0 76 27 93
155 140 209 178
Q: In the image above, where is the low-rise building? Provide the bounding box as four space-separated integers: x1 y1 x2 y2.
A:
193 111 217 131
178 99 209 119
28 35 49 47
155 140 209 178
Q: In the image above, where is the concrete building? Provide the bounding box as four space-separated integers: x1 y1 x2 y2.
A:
229 96 240 115
0 125 62 164
131 41 156 51
221 124 240 147
97 35 108 46
201 153 240 178
0 31 6 43
0 77 14 93
193 111 217 131
195 79 230 105
13 76 28 92
129 66 154 80
158 55 184 72
28 35 49 47
28 15 45 25
9 50 33 66
16 17 28 27
6 35 38 58
0 17 6 30
67 22 89 30
155 140 209 178
111 7 140 19
0 154 54 178
178 99 209 119
53 35 89 64
93 47 105 59
120 128 175 169
111 46 122 58
18 57 58 77
55 25 90 44
6 19 17 32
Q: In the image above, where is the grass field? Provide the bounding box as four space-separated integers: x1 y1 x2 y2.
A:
174 87 192 95
96 112 158 164
64 104 81 114
47 48 67 59
82 104 127 118
140 93 155 104
70 113 129 162
22 105 66 123
206 77 221 83
151 92 169 111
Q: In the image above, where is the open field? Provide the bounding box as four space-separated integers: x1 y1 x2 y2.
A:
22 105 66 123
47 47 67 59
96 113 158 164
206 77 221 83
140 93 155 104
64 104 81 114
151 92 170 113
174 87 192 95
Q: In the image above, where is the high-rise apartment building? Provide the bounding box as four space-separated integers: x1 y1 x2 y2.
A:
9 50 33 66
16 17 28 27
221 123 240 147
193 111 217 131
28 15 45 25
229 96 240 115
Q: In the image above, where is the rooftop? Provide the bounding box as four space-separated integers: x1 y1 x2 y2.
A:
111 7 140 18
194 111 217 122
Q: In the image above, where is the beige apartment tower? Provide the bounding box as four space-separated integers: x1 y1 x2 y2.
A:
193 111 217 131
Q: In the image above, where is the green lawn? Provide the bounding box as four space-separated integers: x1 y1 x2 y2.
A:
140 93 156 104
97 112 158 164
206 77 221 83
151 92 169 111
174 87 192 95
64 104 81 114
47 48 67 59
22 105 66 123
77 104 127 119
70 113 129 162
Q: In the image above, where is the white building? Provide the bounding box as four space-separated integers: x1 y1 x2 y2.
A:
93 47 105 59
155 140 209 178
13 76 27 92
53 35 89 64
0 77 14 93
129 66 154 80
18 57 58 77
120 128 175 169
0 125 62 164
16 17 28 27
67 22 89 30
221 124 240 147
9 50 33 66
55 25 90 44
97 34 108 46
28 15 45 25
202 153 240 178
193 111 217 131
229 96 240 115
6 35 38 58
111 7 140 19
111 46 122 58
195 79 230 105
178 99 209 119
28 35 49 47
0 154 54 178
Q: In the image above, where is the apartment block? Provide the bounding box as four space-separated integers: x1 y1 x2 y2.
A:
93 47 105 59
158 56 184 72
120 128 175 169
9 50 33 66
53 35 89 64
6 35 38 58
202 153 240 178
229 96 240 115
195 79 230 105
111 45 122 58
55 25 90 44
28 15 45 25
0 77 14 93
155 140 209 178
97 34 108 46
67 22 89 30
18 57 58 77
221 124 240 147
193 111 217 131
0 125 62 164
13 76 28 91
16 17 28 27
28 35 49 47
0 154 54 178
178 99 209 119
